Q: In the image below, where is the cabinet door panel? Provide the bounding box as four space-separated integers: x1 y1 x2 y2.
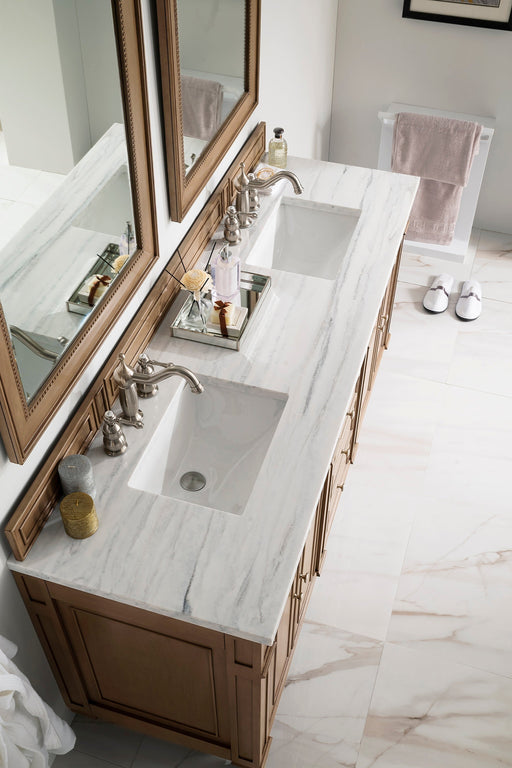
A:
56 601 230 744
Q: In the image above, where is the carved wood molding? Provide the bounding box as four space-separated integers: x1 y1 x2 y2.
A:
5 122 266 561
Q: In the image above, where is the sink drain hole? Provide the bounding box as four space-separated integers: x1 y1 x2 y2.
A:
180 471 206 492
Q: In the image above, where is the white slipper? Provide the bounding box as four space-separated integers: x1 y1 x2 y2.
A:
455 280 482 321
423 274 454 313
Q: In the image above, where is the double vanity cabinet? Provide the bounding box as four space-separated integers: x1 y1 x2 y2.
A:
8 156 417 768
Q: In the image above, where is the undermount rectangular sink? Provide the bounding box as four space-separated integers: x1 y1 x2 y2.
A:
129 376 287 516
246 198 361 280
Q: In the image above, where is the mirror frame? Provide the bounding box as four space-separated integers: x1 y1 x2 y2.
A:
156 0 260 222
0 0 157 465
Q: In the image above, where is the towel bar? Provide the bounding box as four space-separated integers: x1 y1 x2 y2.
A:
377 111 492 140
377 103 495 267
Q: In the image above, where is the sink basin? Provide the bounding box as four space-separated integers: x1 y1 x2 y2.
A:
129 376 287 515
246 198 361 280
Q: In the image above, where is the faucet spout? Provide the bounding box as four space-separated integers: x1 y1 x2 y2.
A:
113 353 203 428
247 170 304 195
234 162 304 228
132 363 204 394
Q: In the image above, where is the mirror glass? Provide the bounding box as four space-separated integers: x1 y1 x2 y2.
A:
0 0 136 402
177 0 246 174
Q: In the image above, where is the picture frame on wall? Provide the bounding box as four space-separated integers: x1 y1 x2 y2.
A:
402 0 512 30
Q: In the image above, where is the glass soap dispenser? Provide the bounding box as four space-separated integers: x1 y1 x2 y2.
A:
268 127 287 168
213 245 240 301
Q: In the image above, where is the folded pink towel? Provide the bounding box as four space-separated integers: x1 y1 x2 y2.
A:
181 75 223 142
392 113 482 245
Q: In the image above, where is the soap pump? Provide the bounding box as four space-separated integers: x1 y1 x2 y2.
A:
268 127 287 168
213 245 240 301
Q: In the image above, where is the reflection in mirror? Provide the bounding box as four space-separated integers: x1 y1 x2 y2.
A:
0 0 136 401
177 0 246 174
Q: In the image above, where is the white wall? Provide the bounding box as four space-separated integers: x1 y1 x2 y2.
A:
75 0 125 145
0 0 77 173
178 0 244 77
257 0 339 161
330 0 512 234
0 0 338 722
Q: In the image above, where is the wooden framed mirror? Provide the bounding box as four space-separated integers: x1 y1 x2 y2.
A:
0 0 157 464
156 0 260 221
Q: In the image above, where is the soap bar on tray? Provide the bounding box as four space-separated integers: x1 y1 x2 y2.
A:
78 274 112 306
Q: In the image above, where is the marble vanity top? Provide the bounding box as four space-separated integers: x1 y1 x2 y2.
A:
0 123 128 338
8 156 418 645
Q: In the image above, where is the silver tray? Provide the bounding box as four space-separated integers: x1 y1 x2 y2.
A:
66 243 121 316
170 271 271 350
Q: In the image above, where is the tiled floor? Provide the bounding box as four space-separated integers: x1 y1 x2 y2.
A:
53 229 512 767
0 131 65 249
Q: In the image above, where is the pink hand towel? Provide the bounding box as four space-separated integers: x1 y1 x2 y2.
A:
181 75 223 142
392 113 482 245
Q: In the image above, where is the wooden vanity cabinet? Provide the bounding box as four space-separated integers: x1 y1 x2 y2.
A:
11 242 404 768
11 473 331 768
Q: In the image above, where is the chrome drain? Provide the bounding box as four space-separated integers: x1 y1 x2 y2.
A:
180 471 206 492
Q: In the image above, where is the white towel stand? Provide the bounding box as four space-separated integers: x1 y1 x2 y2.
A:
377 103 495 265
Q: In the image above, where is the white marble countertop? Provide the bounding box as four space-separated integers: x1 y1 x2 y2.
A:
0 123 128 334
8 157 418 645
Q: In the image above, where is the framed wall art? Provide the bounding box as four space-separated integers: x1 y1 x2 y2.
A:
402 0 512 30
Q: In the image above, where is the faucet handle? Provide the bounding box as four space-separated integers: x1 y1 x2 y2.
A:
135 354 159 398
224 206 242 244
234 161 250 192
102 410 128 456
247 173 260 213
114 352 135 388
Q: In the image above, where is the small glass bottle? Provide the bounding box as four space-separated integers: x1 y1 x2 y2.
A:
268 127 287 168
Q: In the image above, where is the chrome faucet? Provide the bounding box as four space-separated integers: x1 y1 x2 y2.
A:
113 353 203 428
234 162 304 228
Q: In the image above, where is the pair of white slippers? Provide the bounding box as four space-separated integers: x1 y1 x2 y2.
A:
423 274 482 320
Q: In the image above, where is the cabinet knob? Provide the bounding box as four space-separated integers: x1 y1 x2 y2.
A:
298 572 309 583
378 315 388 332
346 409 355 425
293 592 303 601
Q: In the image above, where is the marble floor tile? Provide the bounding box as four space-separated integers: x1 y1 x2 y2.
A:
398 229 480 288
447 295 512 398
384 283 459 384
388 495 512 677
471 229 512 304
266 621 383 768
19 169 65 206
422 383 512 513
131 736 225 768
53 749 126 768
346 370 441 495
0 199 38 249
332 477 418 548
356 643 512 768
70 715 143 767
306 533 406 640
0 163 41 200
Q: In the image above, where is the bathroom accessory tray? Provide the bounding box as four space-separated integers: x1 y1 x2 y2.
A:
169 270 271 350
67 243 122 316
